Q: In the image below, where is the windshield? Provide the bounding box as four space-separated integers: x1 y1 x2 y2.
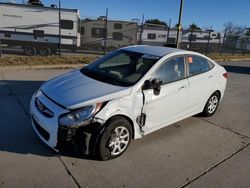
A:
81 50 160 87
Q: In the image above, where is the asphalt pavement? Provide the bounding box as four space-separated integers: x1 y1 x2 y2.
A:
0 61 250 188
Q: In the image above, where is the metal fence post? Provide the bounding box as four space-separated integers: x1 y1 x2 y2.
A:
103 8 108 55
243 37 249 56
206 30 211 55
166 18 171 45
220 32 226 56
139 14 144 45
58 0 62 57
232 36 237 55
189 29 193 50
0 40 2 59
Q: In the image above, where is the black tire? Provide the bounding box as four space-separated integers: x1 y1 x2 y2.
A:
51 48 58 55
23 46 36 56
38 47 51 56
98 117 132 160
202 92 220 117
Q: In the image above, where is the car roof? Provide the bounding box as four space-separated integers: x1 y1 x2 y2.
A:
122 45 188 57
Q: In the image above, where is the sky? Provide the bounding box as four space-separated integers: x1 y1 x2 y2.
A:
6 0 250 32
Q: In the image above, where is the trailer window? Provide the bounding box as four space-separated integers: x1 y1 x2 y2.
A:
91 28 106 38
81 27 85 35
4 33 11 38
33 30 44 38
188 34 197 41
157 34 166 38
147 33 156 40
60 20 74 30
112 32 123 41
114 23 122 29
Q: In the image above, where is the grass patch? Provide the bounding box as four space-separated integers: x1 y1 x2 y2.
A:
0 53 249 67
208 53 250 61
0 56 100 66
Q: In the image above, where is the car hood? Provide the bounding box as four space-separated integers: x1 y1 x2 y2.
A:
41 69 132 109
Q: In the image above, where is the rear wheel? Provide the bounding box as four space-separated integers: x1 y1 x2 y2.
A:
202 92 220 117
38 47 51 56
98 117 132 160
23 46 36 56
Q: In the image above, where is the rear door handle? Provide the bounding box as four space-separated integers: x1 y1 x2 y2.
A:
208 75 213 79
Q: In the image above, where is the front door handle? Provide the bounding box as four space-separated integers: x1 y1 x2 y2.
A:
208 75 213 79
178 86 186 90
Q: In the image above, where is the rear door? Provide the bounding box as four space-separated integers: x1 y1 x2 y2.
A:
186 55 216 113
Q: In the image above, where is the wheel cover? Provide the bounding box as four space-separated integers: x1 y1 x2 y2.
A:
40 48 48 56
208 95 218 114
106 126 130 156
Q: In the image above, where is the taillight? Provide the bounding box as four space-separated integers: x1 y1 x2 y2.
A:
223 72 228 79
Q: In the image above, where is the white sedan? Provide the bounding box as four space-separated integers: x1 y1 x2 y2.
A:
30 45 227 160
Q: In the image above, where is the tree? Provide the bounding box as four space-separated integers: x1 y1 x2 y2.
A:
223 22 245 35
188 23 202 30
145 19 167 26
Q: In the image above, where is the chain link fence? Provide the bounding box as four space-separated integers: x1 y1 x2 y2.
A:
0 17 249 57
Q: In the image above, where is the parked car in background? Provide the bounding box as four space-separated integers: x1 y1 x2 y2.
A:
30 45 227 160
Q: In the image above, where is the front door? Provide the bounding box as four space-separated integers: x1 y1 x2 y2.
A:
142 56 189 134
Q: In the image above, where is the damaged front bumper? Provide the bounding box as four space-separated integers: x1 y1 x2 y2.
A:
30 91 106 155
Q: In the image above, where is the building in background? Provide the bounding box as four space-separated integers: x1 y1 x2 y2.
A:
80 17 138 50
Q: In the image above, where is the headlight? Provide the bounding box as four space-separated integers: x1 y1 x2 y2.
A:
59 103 103 127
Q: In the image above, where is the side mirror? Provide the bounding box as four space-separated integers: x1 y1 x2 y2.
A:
142 78 162 95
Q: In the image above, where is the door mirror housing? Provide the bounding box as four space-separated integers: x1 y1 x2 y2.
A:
142 78 162 95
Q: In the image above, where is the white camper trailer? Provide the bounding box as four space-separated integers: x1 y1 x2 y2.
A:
0 2 80 56
181 30 224 43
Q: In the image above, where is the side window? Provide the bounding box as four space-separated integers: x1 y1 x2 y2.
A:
60 20 74 30
153 56 185 84
33 30 44 39
91 28 106 38
81 27 85 35
114 23 122 29
4 33 11 38
187 55 212 76
147 33 156 40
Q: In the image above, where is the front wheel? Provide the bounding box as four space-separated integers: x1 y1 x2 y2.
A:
23 46 36 56
38 47 51 56
202 92 220 117
98 117 132 160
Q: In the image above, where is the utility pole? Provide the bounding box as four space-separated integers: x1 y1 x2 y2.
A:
103 8 108 55
176 0 184 48
58 0 62 57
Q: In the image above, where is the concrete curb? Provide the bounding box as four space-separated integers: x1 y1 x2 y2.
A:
0 64 84 71
213 58 250 62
